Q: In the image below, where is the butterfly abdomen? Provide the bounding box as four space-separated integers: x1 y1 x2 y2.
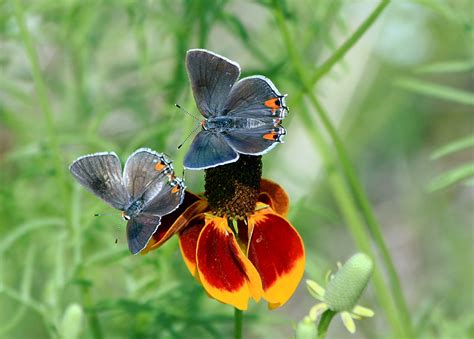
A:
205 117 266 132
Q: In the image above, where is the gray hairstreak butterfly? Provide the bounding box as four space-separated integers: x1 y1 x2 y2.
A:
69 148 185 254
183 49 288 170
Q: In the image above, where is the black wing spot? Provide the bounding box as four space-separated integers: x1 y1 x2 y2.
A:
92 178 108 193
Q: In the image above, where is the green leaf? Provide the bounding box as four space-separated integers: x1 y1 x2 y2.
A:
394 77 474 106
415 60 474 74
431 135 474 160
429 163 474 191
0 218 64 251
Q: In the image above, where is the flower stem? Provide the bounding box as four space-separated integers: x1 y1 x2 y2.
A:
309 96 413 336
234 308 243 339
317 310 336 339
272 1 412 337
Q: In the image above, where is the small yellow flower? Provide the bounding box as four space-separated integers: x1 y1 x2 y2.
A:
306 253 375 334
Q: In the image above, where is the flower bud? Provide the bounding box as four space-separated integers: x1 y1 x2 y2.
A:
324 253 373 312
59 303 83 339
295 316 317 339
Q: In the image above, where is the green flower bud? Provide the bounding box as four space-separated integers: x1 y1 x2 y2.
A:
295 316 317 339
324 253 373 312
59 303 83 339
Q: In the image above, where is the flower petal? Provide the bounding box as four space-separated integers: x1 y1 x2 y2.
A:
258 178 289 216
247 206 305 309
196 216 263 310
178 214 206 278
352 305 374 318
306 279 325 301
341 312 356 334
309 303 328 321
141 192 207 254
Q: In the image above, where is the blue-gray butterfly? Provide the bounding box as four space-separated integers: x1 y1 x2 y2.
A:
183 49 288 170
69 148 185 254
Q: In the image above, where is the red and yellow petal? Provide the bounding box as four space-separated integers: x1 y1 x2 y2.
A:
178 213 206 278
196 216 263 310
247 205 305 309
141 192 208 254
259 178 289 217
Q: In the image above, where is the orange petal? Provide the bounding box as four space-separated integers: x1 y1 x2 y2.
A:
141 191 208 254
196 216 263 310
259 178 289 217
178 213 206 278
248 206 305 309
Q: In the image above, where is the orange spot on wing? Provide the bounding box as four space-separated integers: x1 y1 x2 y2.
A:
172 186 180 194
264 98 281 110
155 162 166 171
263 133 276 140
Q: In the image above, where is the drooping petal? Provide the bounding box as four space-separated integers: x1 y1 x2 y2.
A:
309 303 328 321
352 305 374 318
258 178 289 216
306 280 326 301
341 312 356 333
178 214 206 278
141 192 207 254
196 216 263 310
247 205 305 309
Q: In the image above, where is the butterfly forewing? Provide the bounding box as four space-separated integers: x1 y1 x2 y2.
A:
126 213 161 254
186 49 240 118
69 152 129 210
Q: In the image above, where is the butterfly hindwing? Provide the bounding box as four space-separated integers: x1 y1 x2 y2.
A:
223 76 287 119
123 148 172 200
126 213 161 254
223 124 286 155
183 130 239 170
69 152 129 210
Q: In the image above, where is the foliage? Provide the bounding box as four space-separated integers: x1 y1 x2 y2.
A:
0 0 472 338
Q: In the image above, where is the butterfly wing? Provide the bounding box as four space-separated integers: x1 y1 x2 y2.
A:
221 76 287 154
126 213 161 254
69 152 129 210
223 76 287 119
186 49 241 118
124 148 185 216
123 148 173 200
222 123 286 155
183 130 239 170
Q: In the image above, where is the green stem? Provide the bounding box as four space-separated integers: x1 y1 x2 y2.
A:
317 310 336 339
272 1 411 337
311 1 389 84
13 0 68 208
309 96 413 335
234 308 243 339
298 111 404 338
78 266 103 339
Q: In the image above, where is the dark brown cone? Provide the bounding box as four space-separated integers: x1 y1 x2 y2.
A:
204 155 262 218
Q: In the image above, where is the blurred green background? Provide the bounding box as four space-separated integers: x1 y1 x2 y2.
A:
0 0 472 338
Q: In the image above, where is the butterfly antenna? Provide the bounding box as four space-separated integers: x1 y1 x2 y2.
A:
175 104 200 122
94 213 116 217
177 124 201 150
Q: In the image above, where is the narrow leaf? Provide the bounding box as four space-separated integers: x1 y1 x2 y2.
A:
431 135 474 160
394 77 474 106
